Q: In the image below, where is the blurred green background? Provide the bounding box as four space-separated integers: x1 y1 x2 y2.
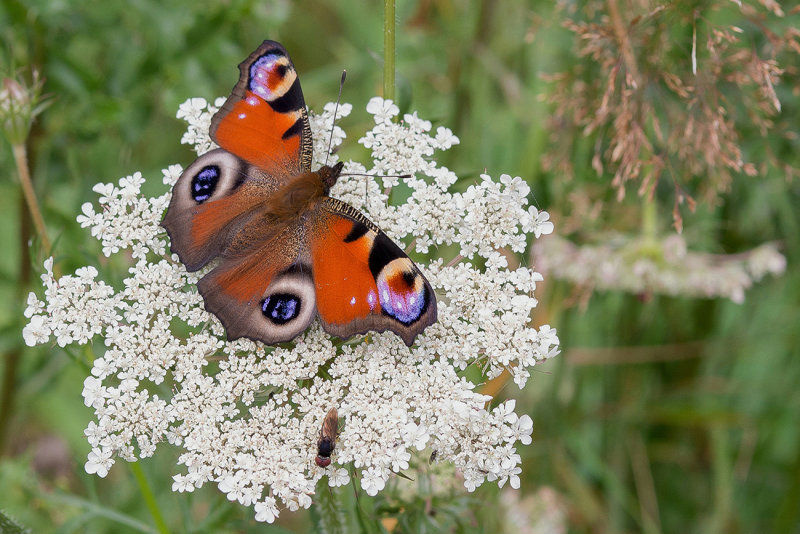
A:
2 0 799 532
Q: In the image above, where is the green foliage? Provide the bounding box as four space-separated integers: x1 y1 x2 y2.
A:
0 508 31 534
2 0 799 532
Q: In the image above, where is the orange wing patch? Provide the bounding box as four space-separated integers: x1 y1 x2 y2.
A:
311 217 381 325
211 247 279 304
309 201 437 346
214 91 301 172
189 183 264 254
210 41 310 175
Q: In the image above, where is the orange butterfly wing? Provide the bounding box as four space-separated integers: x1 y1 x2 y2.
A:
210 40 313 175
163 41 312 270
309 198 437 346
196 230 319 345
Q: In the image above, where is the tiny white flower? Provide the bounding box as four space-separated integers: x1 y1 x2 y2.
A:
82 376 104 408
526 207 554 238
403 422 430 450
254 498 278 523
176 97 208 120
172 474 194 492
162 164 183 186
23 292 43 318
328 467 350 487
285 493 312 511
85 447 113 478
434 126 459 149
514 415 534 445
366 96 399 124
494 400 519 424
464 473 482 492
505 466 522 489
390 447 411 472
22 315 50 346
361 467 388 496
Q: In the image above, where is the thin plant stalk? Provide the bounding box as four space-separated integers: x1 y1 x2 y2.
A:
642 199 657 246
0 354 22 456
12 142 52 253
312 480 345 534
383 0 395 101
129 461 171 534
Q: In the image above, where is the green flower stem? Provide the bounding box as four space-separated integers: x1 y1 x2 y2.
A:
129 461 170 534
312 479 346 534
12 142 52 254
642 198 657 244
709 424 733 534
383 0 395 101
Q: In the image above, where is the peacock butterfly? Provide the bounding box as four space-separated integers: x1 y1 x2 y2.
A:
162 40 437 346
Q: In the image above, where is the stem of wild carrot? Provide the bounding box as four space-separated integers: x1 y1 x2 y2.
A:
129 461 171 534
383 0 396 101
312 478 345 534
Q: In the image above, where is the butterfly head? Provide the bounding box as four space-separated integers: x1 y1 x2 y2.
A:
319 161 344 194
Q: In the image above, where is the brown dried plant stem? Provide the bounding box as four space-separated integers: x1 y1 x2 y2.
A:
0 211 27 454
13 142 52 253
0 354 21 455
606 0 640 81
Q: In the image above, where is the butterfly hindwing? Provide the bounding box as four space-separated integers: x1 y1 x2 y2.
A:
162 149 285 271
210 40 313 176
309 198 437 346
196 229 318 345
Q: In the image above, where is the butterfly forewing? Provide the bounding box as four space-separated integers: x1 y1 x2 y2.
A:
210 40 313 175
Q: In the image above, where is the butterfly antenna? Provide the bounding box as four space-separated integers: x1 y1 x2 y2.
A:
324 70 347 167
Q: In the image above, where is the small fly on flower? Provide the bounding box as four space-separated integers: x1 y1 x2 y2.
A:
315 408 339 468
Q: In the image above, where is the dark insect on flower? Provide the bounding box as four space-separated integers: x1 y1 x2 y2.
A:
315 408 339 468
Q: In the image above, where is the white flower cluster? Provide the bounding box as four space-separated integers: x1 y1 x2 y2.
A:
176 97 225 156
427 261 559 387
76 173 170 260
349 98 554 261
23 96 558 523
533 233 786 303
499 486 568 534
22 259 121 347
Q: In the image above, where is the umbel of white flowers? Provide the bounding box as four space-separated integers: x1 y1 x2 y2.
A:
534 234 786 303
23 97 558 523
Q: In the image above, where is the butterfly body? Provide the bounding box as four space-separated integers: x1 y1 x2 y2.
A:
163 41 436 347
